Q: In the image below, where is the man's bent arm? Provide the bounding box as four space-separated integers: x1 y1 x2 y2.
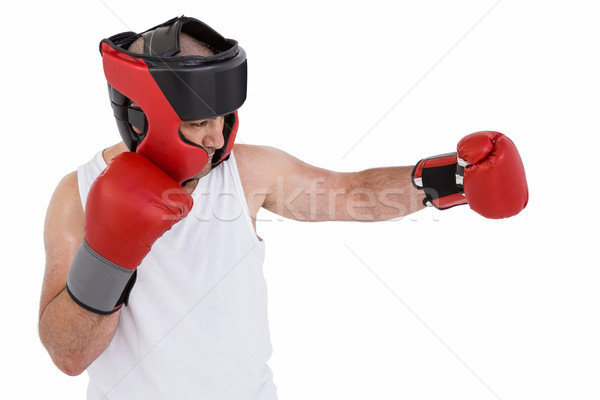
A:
39 172 119 376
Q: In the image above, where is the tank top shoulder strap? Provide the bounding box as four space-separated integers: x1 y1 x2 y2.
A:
217 152 262 246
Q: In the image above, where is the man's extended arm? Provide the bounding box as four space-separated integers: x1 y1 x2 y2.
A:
247 130 527 222
38 172 119 376
238 145 426 222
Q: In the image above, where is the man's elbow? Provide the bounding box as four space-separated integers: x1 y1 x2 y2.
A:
40 336 88 376
53 354 87 376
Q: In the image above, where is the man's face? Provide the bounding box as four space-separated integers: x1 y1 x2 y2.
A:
179 116 226 179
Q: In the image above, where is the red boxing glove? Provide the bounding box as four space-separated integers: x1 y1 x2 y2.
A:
458 131 528 219
67 152 193 314
412 131 528 219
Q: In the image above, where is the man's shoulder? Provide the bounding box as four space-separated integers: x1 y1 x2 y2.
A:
47 170 84 225
233 144 278 172
232 144 283 191
233 143 274 159
102 142 129 164
233 143 292 165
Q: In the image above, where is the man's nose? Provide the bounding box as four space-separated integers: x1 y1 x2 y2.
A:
202 123 225 149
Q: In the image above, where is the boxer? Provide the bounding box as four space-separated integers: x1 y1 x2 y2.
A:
39 15 528 400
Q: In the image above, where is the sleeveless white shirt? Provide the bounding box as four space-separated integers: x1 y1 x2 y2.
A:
77 151 277 400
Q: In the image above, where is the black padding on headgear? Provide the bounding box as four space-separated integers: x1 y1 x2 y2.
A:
148 56 247 121
142 23 180 57
127 107 148 135
107 84 140 151
216 62 248 114
180 18 231 56
212 112 236 166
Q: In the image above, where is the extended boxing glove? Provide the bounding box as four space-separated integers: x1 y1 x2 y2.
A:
66 152 193 314
412 131 528 219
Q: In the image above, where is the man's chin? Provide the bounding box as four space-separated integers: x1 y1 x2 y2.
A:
191 158 213 180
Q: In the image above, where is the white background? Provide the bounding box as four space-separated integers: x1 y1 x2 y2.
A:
1 0 598 399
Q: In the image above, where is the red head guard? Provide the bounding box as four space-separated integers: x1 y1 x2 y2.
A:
100 16 247 183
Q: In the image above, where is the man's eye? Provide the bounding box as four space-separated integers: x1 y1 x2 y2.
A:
193 121 208 127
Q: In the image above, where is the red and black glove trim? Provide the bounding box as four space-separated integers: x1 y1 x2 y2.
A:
411 152 467 210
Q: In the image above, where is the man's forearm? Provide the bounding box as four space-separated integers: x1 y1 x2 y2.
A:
343 166 426 222
39 288 120 376
263 163 426 222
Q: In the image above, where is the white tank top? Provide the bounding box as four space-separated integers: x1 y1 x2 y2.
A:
77 151 277 400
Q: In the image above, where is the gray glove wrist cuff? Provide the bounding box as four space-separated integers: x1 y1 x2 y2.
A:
66 239 135 315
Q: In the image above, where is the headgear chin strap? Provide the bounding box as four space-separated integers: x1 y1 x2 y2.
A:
100 16 247 183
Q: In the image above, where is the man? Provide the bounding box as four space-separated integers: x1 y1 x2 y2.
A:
38 16 528 399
